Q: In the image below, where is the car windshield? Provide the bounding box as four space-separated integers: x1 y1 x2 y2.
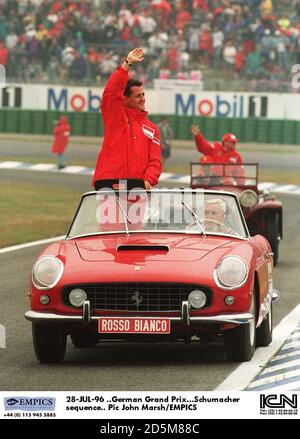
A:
67 190 248 239
191 163 258 188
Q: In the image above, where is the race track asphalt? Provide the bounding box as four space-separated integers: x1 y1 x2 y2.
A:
1 136 300 172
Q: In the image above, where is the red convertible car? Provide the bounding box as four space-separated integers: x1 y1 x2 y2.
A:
25 187 279 364
190 163 283 266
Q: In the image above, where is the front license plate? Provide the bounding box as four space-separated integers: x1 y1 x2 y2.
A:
98 317 170 334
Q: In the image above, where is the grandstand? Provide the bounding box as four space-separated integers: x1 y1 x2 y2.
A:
0 0 299 92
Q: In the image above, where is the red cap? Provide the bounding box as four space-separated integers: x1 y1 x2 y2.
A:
222 133 238 143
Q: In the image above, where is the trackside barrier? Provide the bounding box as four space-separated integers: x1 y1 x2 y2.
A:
0 109 300 144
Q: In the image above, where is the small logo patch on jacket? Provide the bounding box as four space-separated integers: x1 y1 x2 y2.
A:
142 124 155 139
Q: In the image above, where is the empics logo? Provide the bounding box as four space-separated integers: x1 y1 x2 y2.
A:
260 394 298 415
4 397 56 411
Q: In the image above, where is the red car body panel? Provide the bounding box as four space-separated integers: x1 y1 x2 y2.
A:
25 188 280 365
29 233 271 326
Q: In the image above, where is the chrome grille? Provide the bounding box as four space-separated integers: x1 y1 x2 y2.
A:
62 283 212 312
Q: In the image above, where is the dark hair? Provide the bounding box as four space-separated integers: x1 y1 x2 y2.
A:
124 78 143 97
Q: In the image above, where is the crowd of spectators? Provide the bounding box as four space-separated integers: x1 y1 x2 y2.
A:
0 0 299 91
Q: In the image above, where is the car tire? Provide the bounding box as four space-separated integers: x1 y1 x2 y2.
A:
32 323 67 363
71 334 99 348
223 294 256 362
266 214 280 266
256 303 272 347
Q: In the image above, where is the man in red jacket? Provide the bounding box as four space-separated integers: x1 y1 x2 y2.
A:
92 47 162 191
51 116 71 169
191 125 244 184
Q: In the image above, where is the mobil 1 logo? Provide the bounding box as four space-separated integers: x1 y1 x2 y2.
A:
260 394 298 416
1 86 22 108
248 96 268 117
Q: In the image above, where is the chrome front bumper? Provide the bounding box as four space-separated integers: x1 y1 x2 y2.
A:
25 300 254 326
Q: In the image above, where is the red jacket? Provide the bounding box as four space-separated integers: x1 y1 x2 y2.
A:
51 116 71 154
0 45 8 65
92 67 162 187
195 133 244 183
195 133 243 164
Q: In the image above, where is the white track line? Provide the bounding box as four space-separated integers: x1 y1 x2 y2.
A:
268 349 300 364
0 236 65 254
216 304 300 390
272 184 299 193
0 161 23 168
248 367 300 387
62 166 88 173
260 358 300 375
2 160 300 195
30 163 57 171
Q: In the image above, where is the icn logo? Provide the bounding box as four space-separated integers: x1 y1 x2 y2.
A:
260 394 298 409
0 324 6 349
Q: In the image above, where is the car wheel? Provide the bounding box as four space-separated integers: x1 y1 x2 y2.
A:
266 214 280 266
223 294 256 362
32 323 66 363
71 334 99 348
256 302 272 347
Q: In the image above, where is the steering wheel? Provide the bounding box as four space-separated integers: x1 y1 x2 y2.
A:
203 218 229 232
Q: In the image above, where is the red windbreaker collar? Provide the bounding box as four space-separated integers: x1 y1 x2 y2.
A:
125 106 148 121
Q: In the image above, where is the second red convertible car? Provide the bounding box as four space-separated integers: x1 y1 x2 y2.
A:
190 163 283 265
25 187 279 363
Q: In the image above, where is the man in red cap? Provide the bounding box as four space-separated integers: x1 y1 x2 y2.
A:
92 47 162 191
191 125 244 184
191 125 243 164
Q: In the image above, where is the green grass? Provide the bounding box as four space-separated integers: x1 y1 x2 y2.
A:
1 135 300 250
1 167 299 250
0 181 82 248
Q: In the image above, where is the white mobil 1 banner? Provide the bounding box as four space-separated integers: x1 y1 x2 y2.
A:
1 83 300 120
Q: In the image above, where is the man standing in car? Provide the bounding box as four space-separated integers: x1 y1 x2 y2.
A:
191 125 245 184
191 125 243 164
92 48 162 191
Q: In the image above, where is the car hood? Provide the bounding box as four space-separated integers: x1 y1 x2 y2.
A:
74 233 236 263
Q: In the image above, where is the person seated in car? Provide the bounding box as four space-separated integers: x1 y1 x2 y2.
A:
203 198 236 235
185 198 236 235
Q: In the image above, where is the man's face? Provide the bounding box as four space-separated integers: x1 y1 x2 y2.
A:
223 141 236 152
125 86 145 111
204 202 225 223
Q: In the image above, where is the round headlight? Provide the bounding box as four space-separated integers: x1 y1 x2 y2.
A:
69 288 87 307
239 190 258 208
32 256 64 290
188 289 207 309
215 256 248 290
